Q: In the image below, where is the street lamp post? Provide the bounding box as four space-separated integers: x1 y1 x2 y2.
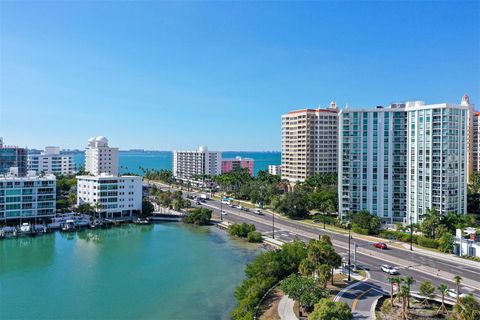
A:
272 212 275 239
410 216 413 251
323 212 326 230
220 195 223 222
348 223 352 282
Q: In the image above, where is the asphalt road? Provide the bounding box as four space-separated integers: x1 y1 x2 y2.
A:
151 183 480 304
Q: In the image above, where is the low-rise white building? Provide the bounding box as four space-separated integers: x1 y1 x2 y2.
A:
454 228 480 258
0 171 56 221
268 165 282 176
76 174 142 218
173 146 221 186
28 146 75 175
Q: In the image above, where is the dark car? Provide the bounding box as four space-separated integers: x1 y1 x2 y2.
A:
373 242 388 249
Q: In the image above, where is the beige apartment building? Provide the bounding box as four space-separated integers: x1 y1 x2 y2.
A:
281 102 339 183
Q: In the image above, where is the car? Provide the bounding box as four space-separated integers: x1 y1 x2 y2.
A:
221 211 228 215
381 264 399 275
446 289 467 299
373 242 388 249
255 209 263 215
243 208 250 212
195 201 201 205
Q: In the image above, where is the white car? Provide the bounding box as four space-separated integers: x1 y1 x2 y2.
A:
221 211 228 215
446 289 467 299
381 264 399 275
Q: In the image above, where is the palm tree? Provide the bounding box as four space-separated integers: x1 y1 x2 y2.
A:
453 294 480 320
437 284 448 314
387 276 400 305
399 285 410 320
454 275 463 304
403 276 415 308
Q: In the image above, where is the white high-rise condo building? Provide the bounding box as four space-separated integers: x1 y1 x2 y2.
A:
281 102 339 183
173 146 221 186
85 136 119 176
0 171 56 221
472 106 480 173
28 146 75 175
76 174 142 218
339 97 471 224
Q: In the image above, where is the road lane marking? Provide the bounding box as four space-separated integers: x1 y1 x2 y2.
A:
352 288 373 310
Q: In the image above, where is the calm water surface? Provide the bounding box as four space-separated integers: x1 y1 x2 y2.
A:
0 224 259 320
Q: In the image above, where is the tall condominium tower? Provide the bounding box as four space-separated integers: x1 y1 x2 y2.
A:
338 105 407 223
85 136 119 176
0 138 27 176
473 112 480 173
281 102 339 183
173 146 221 186
339 97 470 224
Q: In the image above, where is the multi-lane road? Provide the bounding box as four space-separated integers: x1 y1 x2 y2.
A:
151 183 480 317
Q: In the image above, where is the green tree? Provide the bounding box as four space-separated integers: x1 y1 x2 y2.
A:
280 274 328 311
403 276 415 308
141 199 154 218
453 295 480 320
350 210 381 235
229 223 256 238
183 208 212 225
420 208 440 238
317 264 332 289
398 285 410 320
454 275 462 304
274 190 310 219
437 284 448 314
246 231 262 243
438 232 454 253
76 203 92 214
387 276 401 305
419 281 435 306
308 298 353 320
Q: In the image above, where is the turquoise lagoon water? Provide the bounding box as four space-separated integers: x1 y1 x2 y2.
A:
73 151 281 176
0 224 259 319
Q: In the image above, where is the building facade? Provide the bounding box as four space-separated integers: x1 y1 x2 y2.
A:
76 174 142 218
0 172 56 221
339 98 470 224
0 138 27 176
28 146 75 175
172 146 221 185
221 157 254 176
268 165 282 176
473 111 480 173
338 105 407 223
281 102 338 183
85 136 119 176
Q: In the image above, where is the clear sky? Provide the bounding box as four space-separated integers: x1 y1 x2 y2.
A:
1 1 479 151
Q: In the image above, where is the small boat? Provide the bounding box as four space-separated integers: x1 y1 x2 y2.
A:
61 220 76 232
133 218 150 225
20 223 32 233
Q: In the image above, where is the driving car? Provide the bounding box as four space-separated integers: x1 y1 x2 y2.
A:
373 242 388 249
381 264 399 275
221 211 228 215
446 289 467 299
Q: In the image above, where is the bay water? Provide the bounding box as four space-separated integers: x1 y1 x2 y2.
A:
0 223 259 319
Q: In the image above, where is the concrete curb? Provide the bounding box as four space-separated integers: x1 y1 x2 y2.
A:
333 270 370 302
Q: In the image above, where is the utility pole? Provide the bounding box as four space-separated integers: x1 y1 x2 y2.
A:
348 223 352 282
220 194 223 222
410 216 413 251
272 212 275 239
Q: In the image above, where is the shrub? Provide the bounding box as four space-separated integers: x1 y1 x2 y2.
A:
417 236 439 249
380 299 392 316
246 231 262 243
229 223 256 238
183 208 212 225
352 227 370 235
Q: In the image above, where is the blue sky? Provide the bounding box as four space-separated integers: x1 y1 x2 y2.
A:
1 1 479 151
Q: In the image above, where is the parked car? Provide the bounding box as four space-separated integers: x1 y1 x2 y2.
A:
446 289 467 299
381 265 399 275
373 242 388 249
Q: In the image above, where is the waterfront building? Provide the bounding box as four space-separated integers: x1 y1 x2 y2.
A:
268 165 282 176
0 171 56 221
221 157 254 176
28 146 75 175
85 136 119 176
172 146 221 186
281 102 338 183
0 138 27 176
339 97 470 224
76 173 142 218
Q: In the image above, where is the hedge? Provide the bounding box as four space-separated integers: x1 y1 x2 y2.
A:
416 236 439 249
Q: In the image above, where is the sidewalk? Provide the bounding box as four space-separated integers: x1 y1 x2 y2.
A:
278 295 298 320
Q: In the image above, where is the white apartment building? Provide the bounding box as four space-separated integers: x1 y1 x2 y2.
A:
339 105 408 223
339 97 470 224
0 172 56 221
268 165 282 176
406 99 469 222
281 102 338 183
85 136 119 176
76 174 142 218
28 146 75 175
173 146 221 186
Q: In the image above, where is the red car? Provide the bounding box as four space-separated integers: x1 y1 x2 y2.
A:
373 243 388 249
